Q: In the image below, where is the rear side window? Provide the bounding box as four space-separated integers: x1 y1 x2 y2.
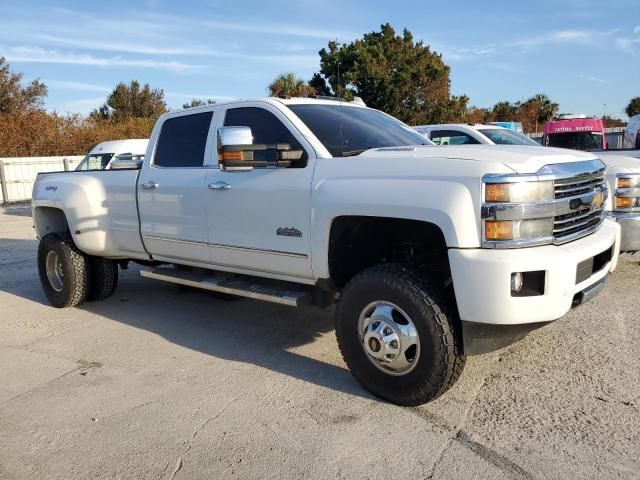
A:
429 130 480 145
154 112 213 167
223 107 307 166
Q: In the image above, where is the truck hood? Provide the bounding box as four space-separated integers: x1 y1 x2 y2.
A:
598 152 640 174
361 145 599 174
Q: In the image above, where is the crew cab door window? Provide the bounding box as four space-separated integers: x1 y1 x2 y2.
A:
154 112 213 167
429 130 481 145
222 107 307 167
138 111 214 264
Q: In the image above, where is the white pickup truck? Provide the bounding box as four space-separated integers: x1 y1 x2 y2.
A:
416 123 640 252
32 98 620 405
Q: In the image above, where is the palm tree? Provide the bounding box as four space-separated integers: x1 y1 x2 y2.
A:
529 94 559 122
268 73 315 98
520 94 559 132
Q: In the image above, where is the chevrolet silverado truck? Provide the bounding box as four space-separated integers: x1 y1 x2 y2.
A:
32 98 620 406
416 123 640 252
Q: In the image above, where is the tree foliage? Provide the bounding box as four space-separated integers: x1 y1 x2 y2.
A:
310 24 454 125
91 81 167 122
182 98 216 109
0 57 47 114
268 73 315 98
601 115 627 128
626 97 640 118
492 101 518 121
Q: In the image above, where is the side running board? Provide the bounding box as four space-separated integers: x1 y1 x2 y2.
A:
140 266 312 307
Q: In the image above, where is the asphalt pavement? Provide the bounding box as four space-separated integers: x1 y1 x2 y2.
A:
0 203 638 479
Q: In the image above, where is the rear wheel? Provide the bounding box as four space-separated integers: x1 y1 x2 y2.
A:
37 233 89 308
87 257 119 301
335 263 465 406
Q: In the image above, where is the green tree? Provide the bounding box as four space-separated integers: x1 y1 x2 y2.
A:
626 97 640 118
522 94 559 124
268 73 315 98
91 81 167 122
182 98 216 109
311 24 454 124
0 57 47 114
308 73 331 96
492 101 518 121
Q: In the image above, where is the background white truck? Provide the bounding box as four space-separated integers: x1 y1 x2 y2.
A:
75 139 148 171
416 123 640 252
32 98 620 405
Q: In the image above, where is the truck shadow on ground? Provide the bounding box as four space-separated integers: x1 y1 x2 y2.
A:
0 243 371 400
87 272 373 400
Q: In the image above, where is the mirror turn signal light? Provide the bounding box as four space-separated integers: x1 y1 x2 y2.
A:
221 151 244 161
485 220 513 241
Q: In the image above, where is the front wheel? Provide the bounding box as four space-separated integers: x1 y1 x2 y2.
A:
37 233 89 308
335 263 465 406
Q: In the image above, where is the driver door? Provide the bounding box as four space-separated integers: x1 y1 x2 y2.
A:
205 104 315 280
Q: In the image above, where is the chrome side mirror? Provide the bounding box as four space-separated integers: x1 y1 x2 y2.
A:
218 126 255 171
109 153 144 170
218 126 253 148
217 126 303 171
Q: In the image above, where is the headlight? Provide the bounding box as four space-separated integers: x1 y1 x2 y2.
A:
615 174 640 211
483 179 554 246
485 181 554 203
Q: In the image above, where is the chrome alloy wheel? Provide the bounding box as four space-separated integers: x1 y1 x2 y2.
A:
45 250 64 292
357 301 420 376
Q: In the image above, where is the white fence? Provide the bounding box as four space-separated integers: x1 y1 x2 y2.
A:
0 156 84 204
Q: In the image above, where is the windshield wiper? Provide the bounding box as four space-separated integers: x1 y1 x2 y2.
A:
342 148 370 157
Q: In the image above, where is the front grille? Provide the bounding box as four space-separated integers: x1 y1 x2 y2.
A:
554 173 605 198
553 169 606 243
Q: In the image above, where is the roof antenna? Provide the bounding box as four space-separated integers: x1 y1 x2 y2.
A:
337 60 344 157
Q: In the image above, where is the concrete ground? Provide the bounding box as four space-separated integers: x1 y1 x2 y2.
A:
0 203 638 480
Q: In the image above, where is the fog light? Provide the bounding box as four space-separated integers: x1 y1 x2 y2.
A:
511 272 523 293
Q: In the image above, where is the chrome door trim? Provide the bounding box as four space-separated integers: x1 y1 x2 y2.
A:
142 234 308 258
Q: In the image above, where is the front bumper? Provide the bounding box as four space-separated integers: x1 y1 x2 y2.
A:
607 211 640 252
448 218 620 326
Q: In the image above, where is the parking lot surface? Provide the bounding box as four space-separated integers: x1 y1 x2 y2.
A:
1 204 639 480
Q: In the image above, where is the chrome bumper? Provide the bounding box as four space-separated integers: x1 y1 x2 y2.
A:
607 211 640 252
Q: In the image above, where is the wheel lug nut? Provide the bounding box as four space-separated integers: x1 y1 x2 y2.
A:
390 340 398 349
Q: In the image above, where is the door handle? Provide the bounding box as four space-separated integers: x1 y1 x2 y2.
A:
208 181 231 191
140 181 159 190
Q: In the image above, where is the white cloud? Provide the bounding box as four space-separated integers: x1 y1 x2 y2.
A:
578 73 611 84
196 18 353 41
47 80 111 93
2 47 204 73
35 34 212 56
58 96 105 114
514 29 601 48
635 26 640 35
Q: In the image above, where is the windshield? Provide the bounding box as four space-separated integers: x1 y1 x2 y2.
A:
75 152 114 171
546 132 603 150
480 129 539 146
288 104 431 157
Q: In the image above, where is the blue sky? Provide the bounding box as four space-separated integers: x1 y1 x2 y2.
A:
2 0 639 119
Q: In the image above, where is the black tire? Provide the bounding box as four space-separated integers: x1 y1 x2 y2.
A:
87 257 119 301
335 263 466 406
37 233 89 308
